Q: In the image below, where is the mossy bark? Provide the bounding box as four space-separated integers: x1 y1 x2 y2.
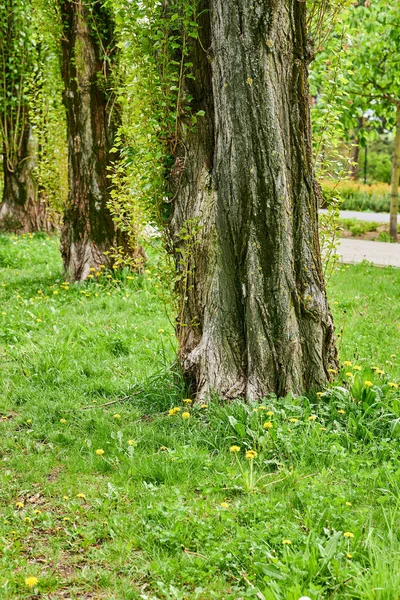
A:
169 0 338 400
59 0 128 281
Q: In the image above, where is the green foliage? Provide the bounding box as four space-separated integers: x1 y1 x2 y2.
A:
322 180 391 212
1 237 400 597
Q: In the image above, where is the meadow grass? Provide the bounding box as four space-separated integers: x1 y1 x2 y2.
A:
1 235 400 599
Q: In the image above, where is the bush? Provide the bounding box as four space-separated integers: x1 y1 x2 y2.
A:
322 180 391 212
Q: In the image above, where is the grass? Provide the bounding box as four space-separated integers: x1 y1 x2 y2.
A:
337 218 400 241
1 235 400 599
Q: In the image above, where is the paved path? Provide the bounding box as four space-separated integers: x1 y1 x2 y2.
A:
339 238 400 267
320 209 389 223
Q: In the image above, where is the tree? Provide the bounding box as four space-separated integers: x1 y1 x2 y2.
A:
344 1 400 240
167 0 337 399
0 0 51 232
59 0 130 280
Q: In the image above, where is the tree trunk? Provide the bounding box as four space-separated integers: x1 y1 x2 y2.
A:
389 103 400 242
349 117 363 181
168 0 338 400
1 123 53 233
59 0 129 281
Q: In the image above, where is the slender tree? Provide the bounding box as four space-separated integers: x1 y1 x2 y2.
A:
168 0 337 400
0 0 51 232
59 0 129 280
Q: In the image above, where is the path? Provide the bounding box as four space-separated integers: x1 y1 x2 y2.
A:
339 238 400 267
319 209 389 223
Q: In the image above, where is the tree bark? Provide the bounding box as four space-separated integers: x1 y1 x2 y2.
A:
1 123 53 233
389 103 400 242
169 0 337 400
59 0 129 281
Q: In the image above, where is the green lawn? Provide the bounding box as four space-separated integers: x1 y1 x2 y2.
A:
1 234 400 599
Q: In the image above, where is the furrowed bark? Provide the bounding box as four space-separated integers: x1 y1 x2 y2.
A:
389 103 400 242
169 0 338 400
59 0 130 281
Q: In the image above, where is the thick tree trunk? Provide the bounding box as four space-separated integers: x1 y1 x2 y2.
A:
169 0 337 400
1 123 53 233
389 103 400 242
59 0 129 281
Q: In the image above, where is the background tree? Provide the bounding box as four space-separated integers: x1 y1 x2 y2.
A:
0 0 52 231
163 0 337 399
59 0 133 281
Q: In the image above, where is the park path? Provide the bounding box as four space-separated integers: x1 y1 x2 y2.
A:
319 209 389 223
338 238 400 267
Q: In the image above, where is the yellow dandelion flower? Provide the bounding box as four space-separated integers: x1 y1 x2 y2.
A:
328 368 337 374
346 553 352 559
263 421 273 430
59 418 67 424
266 410 274 417
113 413 121 419
34 509 42 515
63 496 69 501
15 502 24 509
95 449 104 456
201 404 208 409
26 419 32 424
245 450 257 459
345 372 353 377
25 576 39 588
389 382 398 388
89 267 96 272
372 366 379 371
230 445 241 453
376 369 384 375
128 440 135 446
353 365 361 371
259 405 266 410
182 412 190 419
364 381 373 388
158 329 165 333
282 539 292 545
337 409 346 414
76 493 86 499
343 531 354 538
289 418 298 423
183 399 192 404
346 501 352 506
308 415 317 421
343 361 352 367
53 290 58 294
24 517 31 524
316 392 323 398
160 446 167 451
320 427 327 431
220 502 229 508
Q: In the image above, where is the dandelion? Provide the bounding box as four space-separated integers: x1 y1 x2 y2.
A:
343 360 352 367
345 372 353 377
391 354 396 359
353 365 361 371
346 553 352 559
259 405 266 410
113 414 121 419
316 392 323 398
328 369 337 374
308 415 317 421
26 419 32 424
128 440 135 446
266 410 274 416
220 502 229 508
59 418 67 424
337 409 346 414
289 418 298 423
346 501 352 506
263 421 273 430
201 404 208 409
376 369 384 375
24 517 31 524
282 539 292 545
183 399 192 404
76 493 86 499
389 382 398 388
63 496 69 501
343 531 354 538
95 449 104 456
158 329 165 333
230 445 240 453
34 510 42 515
25 576 39 589
15 502 24 509
364 381 373 388
160 446 167 451
245 450 257 459
182 412 190 419
372 366 379 371
169 407 181 416
320 427 327 431
89 267 96 272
